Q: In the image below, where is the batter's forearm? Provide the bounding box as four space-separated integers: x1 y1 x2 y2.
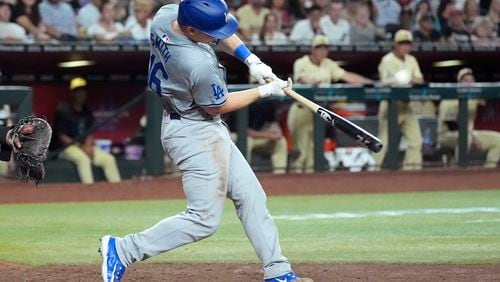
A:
204 89 261 115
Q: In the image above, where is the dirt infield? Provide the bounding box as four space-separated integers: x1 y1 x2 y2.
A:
1 168 499 281
1 262 499 282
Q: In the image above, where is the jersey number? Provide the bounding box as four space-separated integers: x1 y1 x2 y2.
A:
148 54 169 94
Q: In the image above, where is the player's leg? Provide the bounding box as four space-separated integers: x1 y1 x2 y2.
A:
288 102 312 173
372 101 389 170
59 145 94 184
226 141 293 280
92 148 121 182
400 113 423 170
473 130 500 168
112 120 231 266
372 117 388 169
270 136 287 174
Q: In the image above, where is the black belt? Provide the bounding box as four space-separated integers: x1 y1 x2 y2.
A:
169 113 181 120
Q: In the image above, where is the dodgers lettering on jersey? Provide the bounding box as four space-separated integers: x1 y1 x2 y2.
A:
148 4 229 120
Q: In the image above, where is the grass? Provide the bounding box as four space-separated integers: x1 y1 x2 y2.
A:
0 190 499 266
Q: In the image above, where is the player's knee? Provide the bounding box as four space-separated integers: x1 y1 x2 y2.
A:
187 210 221 238
74 154 91 167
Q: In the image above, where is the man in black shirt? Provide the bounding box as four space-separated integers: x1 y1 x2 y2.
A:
53 77 121 184
413 14 443 42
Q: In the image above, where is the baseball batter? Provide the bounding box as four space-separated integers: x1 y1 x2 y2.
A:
99 1 311 282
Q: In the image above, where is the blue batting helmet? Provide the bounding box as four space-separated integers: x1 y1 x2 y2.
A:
177 0 238 40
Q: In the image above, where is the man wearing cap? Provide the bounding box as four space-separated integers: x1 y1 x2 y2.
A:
98 1 311 282
437 68 500 168
373 29 426 170
288 34 372 173
52 77 122 184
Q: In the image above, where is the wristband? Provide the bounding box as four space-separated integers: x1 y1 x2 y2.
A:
234 44 252 62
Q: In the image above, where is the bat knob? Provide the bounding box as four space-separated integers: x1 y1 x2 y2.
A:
371 142 383 153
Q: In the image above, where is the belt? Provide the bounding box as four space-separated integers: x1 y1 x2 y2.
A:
169 113 181 120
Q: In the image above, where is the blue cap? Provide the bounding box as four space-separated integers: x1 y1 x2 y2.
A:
177 0 238 40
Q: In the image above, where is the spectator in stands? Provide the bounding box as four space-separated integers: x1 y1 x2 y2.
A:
87 1 132 42
349 3 379 44
251 12 288 45
108 0 129 23
437 0 455 32
320 0 350 45
413 13 443 42
77 0 101 31
289 35 372 173
443 8 472 43
438 68 500 168
53 77 121 184
487 0 500 36
471 16 495 44
268 0 294 34
39 0 79 40
12 0 52 41
289 5 323 44
373 30 424 171
412 0 433 30
371 0 401 35
463 0 481 29
236 0 269 42
0 1 29 42
399 6 414 31
125 0 152 41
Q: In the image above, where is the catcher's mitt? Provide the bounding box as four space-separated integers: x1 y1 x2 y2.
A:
8 116 52 184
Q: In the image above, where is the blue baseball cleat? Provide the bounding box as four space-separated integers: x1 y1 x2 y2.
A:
99 235 126 282
265 271 313 282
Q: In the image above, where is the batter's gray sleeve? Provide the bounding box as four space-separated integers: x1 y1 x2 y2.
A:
190 65 228 107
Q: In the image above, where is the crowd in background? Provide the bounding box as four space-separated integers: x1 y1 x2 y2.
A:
0 0 500 45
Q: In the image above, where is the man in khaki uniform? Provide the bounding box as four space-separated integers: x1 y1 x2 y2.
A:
438 68 500 168
53 77 122 184
288 34 371 173
373 29 424 170
236 0 269 41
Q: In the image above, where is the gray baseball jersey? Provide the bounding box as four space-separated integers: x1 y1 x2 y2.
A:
114 4 293 280
148 4 228 120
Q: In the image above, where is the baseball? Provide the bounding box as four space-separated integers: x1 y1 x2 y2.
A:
393 70 411 85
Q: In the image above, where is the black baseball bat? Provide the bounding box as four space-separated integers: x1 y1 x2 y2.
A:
284 87 383 153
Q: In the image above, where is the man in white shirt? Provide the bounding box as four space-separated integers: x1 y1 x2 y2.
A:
289 5 323 45
77 0 102 30
371 0 401 31
320 0 350 45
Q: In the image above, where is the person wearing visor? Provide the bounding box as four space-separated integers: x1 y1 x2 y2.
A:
98 1 311 282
